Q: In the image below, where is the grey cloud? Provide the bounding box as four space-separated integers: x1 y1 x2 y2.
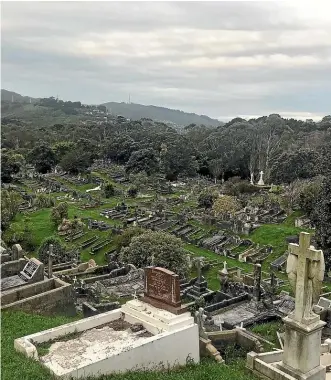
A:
2 1 331 121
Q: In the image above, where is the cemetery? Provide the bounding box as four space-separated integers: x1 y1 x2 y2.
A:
2 159 331 380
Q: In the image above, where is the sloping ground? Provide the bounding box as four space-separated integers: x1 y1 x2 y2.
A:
103 101 221 127
2 310 258 380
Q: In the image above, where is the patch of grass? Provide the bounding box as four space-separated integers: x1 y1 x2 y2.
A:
250 320 284 348
1 310 78 380
2 311 258 380
249 222 309 272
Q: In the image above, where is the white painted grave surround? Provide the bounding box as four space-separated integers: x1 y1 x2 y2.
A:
14 300 199 379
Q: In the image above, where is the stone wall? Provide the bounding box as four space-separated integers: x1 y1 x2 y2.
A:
1 278 75 316
1 258 27 278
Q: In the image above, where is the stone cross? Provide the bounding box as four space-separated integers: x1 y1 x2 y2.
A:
257 171 264 186
150 253 155 266
48 244 54 279
196 257 203 282
288 232 324 324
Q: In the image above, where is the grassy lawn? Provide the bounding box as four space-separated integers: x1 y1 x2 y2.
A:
2 310 258 380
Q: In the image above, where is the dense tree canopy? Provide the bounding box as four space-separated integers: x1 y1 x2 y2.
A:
120 231 189 278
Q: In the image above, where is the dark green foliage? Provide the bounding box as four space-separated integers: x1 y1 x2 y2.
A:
37 236 66 264
1 151 24 182
120 231 189 278
270 149 319 184
52 141 76 163
27 144 56 173
113 226 146 251
1 190 22 230
225 180 257 196
126 148 160 176
312 177 331 271
104 182 115 198
198 190 217 209
50 202 69 226
60 148 92 174
298 179 322 217
127 186 138 198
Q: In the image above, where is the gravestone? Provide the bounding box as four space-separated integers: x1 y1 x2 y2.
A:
12 244 23 260
20 258 44 283
141 267 182 314
257 171 264 186
253 264 262 302
278 232 326 380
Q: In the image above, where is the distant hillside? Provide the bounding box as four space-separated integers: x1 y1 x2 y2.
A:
1 89 38 103
103 101 221 127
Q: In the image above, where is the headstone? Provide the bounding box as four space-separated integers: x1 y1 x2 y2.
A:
278 232 326 380
250 173 254 185
19 258 44 283
142 267 182 313
317 297 331 310
12 244 23 260
257 171 264 186
253 263 262 302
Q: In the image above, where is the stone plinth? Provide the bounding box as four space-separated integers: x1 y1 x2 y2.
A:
276 316 326 380
122 299 194 334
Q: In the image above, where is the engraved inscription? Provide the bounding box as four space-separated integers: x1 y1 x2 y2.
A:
144 267 181 307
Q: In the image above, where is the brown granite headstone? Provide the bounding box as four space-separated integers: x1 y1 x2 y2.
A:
141 267 183 313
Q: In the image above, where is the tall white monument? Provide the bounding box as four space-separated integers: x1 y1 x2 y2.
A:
257 171 265 186
278 232 326 380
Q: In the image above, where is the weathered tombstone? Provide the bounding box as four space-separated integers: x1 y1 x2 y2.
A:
253 263 262 302
12 244 23 261
142 267 182 313
257 171 264 186
278 232 326 379
20 258 44 283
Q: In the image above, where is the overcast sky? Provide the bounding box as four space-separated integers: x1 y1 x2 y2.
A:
2 1 331 121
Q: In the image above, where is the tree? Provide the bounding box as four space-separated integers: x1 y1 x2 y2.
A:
27 144 56 173
34 193 55 209
213 195 241 217
1 151 24 182
120 231 189 278
1 190 22 230
52 141 76 163
198 189 218 209
50 202 69 226
129 171 150 193
104 183 115 198
60 149 92 174
113 226 145 251
126 148 159 176
298 178 323 217
208 159 223 184
311 177 331 271
270 149 319 184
